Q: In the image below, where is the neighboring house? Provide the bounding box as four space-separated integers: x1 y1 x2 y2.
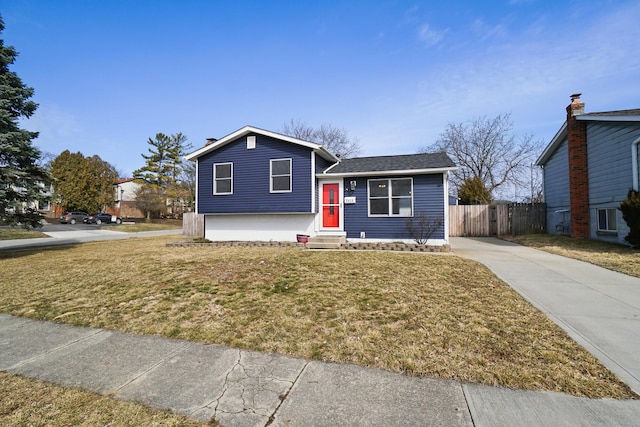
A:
5 181 52 216
185 126 456 245
536 94 640 243
112 178 143 218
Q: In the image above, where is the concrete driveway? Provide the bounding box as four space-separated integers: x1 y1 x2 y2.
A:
451 237 640 395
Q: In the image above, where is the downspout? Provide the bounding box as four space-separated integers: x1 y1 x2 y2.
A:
632 137 640 191
443 171 449 244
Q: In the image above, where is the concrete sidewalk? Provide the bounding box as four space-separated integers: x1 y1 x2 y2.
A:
0 228 182 251
452 237 640 395
2 315 640 426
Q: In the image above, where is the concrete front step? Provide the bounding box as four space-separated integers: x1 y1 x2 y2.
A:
306 235 345 249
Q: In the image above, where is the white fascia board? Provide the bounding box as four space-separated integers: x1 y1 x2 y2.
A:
322 167 457 177
536 122 567 166
577 115 640 122
185 125 340 162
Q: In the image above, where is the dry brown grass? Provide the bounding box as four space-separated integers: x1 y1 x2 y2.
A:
0 372 209 426
104 223 181 232
0 236 635 399
504 234 640 278
0 227 48 240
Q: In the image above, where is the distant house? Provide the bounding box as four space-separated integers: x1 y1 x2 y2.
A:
536 94 640 243
185 125 456 245
112 178 143 218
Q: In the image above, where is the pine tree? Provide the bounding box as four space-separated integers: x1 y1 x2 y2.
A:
0 15 50 228
133 133 175 188
133 132 191 217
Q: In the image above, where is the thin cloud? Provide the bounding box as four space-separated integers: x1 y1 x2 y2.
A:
417 24 448 46
471 18 509 40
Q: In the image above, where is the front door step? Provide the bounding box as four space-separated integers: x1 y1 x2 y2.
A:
306 235 345 249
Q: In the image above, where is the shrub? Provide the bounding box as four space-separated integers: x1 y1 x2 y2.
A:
620 189 640 247
405 213 444 245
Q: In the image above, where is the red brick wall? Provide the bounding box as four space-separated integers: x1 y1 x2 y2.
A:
566 103 590 239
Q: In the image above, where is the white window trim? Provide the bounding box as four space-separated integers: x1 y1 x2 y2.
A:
213 162 233 195
597 208 617 232
367 177 414 217
270 158 292 193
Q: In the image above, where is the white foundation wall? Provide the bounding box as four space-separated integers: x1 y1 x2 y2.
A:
204 214 316 242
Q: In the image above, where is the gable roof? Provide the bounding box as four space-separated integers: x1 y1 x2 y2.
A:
536 108 640 166
323 152 456 176
579 108 640 120
185 125 340 163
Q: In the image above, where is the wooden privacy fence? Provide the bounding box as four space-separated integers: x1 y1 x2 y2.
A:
182 212 204 237
449 203 546 237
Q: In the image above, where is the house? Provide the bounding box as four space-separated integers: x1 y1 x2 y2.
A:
185 126 456 246
112 178 143 218
536 94 640 243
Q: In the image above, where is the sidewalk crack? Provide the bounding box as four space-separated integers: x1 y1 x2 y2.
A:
264 361 309 426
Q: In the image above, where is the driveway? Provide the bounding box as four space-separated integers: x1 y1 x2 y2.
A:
451 237 640 395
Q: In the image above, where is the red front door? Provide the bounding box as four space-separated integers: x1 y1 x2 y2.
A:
322 183 340 228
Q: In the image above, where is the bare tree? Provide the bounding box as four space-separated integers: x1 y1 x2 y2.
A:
281 119 361 158
424 114 542 200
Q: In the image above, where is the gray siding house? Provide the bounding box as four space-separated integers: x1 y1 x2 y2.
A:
186 126 456 245
536 94 640 243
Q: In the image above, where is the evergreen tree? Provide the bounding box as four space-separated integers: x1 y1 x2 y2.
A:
0 16 50 228
134 132 191 216
133 133 175 188
50 150 118 213
620 189 640 247
458 176 492 205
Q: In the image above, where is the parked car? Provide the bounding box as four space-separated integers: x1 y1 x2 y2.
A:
59 211 88 224
84 213 122 225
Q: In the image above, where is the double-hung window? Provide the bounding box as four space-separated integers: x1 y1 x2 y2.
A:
368 178 413 216
597 208 617 232
213 162 233 195
271 158 292 192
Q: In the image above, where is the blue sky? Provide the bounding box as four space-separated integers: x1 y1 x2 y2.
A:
3 0 640 177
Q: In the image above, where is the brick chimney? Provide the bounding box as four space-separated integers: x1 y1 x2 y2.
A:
566 93 590 239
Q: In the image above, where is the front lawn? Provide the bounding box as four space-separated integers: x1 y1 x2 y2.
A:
0 236 635 399
103 223 182 233
0 227 48 240
504 234 640 278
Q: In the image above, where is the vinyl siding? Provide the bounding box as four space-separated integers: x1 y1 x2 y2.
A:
587 122 640 205
542 137 570 234
315 155 334 174
197 134 314 214
342 174 445 240
586 121 640 242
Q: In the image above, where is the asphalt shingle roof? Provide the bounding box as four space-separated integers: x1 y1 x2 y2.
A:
582 108 640 117
325 152 456 174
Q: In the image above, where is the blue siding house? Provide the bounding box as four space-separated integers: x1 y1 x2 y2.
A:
536 94 640 243
186 126 456 246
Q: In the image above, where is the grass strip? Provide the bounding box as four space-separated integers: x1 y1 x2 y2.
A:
0 227 48 240
0 372 210 426
504 234 640 278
